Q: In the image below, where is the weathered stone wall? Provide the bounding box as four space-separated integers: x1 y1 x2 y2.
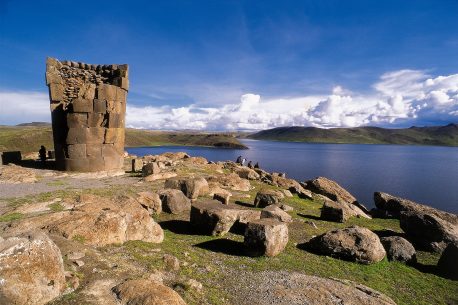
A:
45 57 128 171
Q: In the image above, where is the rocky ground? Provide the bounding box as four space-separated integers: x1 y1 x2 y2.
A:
0 153 457 305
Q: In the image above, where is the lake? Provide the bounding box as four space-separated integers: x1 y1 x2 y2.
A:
127 139 458 213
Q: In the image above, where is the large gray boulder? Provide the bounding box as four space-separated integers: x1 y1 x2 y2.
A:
136 191 162 215
190 200 260 236
320 198 370 223
164 177 209 200
308 226 386 264
254 189 284 208
305 177 369 214
244 218 289 257
437 242 458 280
0 232 66 305
380 236 416 263
142 162 161 176
158 189 191 214
261 205 292 223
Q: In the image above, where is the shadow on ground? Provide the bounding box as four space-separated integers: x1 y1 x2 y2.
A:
194 238 247 256
234 200 253 208
297 213 321 221
17 159 57 170
159 220 202 236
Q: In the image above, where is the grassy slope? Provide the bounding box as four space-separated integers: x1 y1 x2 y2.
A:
248 124 458 146
0 126 247 153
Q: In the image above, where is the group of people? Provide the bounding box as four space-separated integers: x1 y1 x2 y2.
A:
236 155 259 169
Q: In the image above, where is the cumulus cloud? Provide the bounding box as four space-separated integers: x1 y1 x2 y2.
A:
1 69 457 129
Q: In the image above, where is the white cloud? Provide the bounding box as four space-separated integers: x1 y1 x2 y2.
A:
1 69 457 129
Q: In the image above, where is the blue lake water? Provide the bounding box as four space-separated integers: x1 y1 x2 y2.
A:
127 139 458 213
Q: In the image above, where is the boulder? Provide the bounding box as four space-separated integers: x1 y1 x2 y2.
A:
281 189 293 197
437 242 458 280
183 156 208 165
190 200 260 236
136 191 162 215
254 189 284 208
244 218 289 257
235 167 261 180
400 210 458 252
380 236 416 263
213 189 232 205
261 205 292 223
308 226 386 264
158 189 191 214
144 172 177 182
320 198 370 223
160 152 190 161
0 232 66 305
142 162 161 176
47 194 164 246
112 279 187 305
131 158 143 172
164 177 209 200
208 173 251 192
305 177 369 214
280 204 293 212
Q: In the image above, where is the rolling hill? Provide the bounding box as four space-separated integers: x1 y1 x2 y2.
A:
247 124 458 146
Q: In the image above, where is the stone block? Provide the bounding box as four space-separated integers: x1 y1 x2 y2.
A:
114 138 125 154
66 128 88 144
93 99 107 113
87 113 104 127
105 128 123 144
67 113 88 128
49 83 64 101
88 157 106 171
108 113 124 128
103 155 123 170
72 98 93 113
54 144 65 161
67 144 87 159
132 158 144 172
114 77 129 91
78 83 96 100
86 128 105 144
97 84 117 101
1 151 22 165
102 144 118 158
86 144 102 158
116 87 127 103
244 218 289 257
118 64 129 77
46 71 63 85
64 158 90 171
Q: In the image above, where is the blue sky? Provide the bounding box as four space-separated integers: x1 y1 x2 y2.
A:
1 0 457 129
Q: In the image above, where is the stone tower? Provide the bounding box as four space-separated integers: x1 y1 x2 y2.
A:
45 57 128 172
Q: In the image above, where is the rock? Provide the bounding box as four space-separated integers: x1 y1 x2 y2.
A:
380 236 416 263
131 158 143 172
261 205 292 223
190 200 260 236
400 210 458 252
280 204 293 212
0 232 66 305
112 279 187 305
320 198 370 222
0 164 37 184
160 152 190 161
164 177 209 200
185 279 203 292
67 251 85 260
290 186 313 199
437 242 458 280
158 189 191 214
144 172 177 182
235 167 260 180
253 189 284 208
213 189 232 205
136 191 162 215
163 254 180 271
142 162 161 176
308 226 386 264
244 218 289 257
208 173 251 191
305 177 370 214
74 259 85 267
47 194 164 246
183 156 208 164
281 189 293 197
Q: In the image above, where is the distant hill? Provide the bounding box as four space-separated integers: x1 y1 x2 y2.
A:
247 124 458 146
0 126 247 153
16 122 52 127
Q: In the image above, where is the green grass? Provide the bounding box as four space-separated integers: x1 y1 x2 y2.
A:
49 202 65 212
0 212 23 222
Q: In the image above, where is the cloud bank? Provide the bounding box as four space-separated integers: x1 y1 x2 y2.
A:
1 69 457 129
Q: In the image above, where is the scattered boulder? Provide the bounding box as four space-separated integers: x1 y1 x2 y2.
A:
47 194 164 246
0 231 66 305
131 158 144 172
261 205 292 223
280 204 293 212
136 191 162 215
208 173 251 191
308 226 386 264
142 162 161 176
163 254 180 271
254 189 284 208
213 189 232 205
112 279 187 305
380 236 416 263
320 198 370 223
160 152 190 161
244 218 289 257
400 210 458 252
305 177 369 214
281 189 293 197
437 242 458 280
164 177 209 200
190 200 260 236
158 189 191 214
235 167 260 180
144 172 177 182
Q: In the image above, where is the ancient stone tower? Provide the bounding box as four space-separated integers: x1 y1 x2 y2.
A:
45 57 128 171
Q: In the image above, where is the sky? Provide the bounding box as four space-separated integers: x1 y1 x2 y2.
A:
0 0 457 130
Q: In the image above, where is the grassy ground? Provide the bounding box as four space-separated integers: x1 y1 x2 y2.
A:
0 125 246 153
